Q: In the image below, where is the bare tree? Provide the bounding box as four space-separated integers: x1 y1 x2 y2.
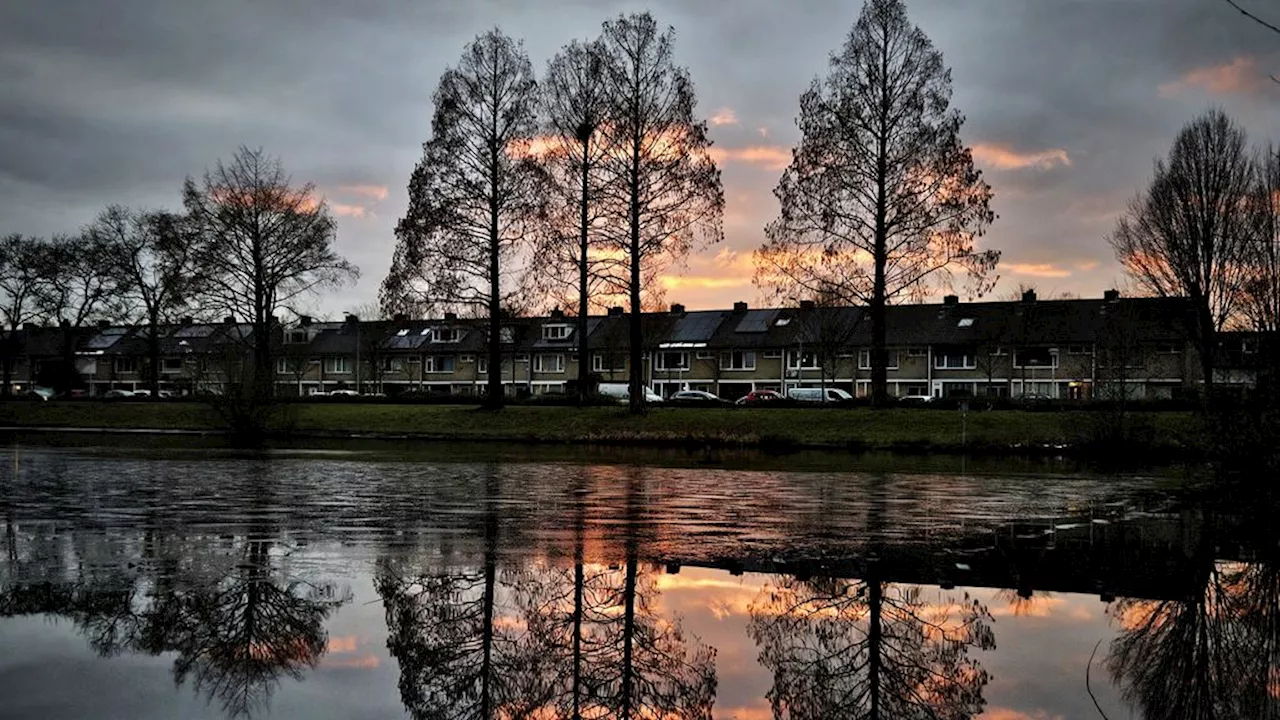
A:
599 12 725 413
1109 110 1259 397
0 234 47 396
381 29 544 409
537 38 621 403
33 232 119 393
183 146 357 404
92 206 202 395
1241 147 1280 332
755 0 998 408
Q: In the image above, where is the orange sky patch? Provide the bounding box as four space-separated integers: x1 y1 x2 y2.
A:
709 107 739 126
972 143 1071 171
1159 55 1270 97
1005 262 1071 278
332 202 370 219
979 709 1064 720
708 145 791 171
338 184 389 201
327 635 359 653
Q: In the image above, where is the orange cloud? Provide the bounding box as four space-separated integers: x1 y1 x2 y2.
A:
338 184 389 201
332 202 370 218
979 709 1064 720
708 145 791 171
327 635 359 653
1159 56 1270 97
1005 262 1071 278
709 108 739 126
1076 259 1101 271
972 143 1071 171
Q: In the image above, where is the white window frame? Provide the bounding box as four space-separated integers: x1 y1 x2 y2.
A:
787 351 820 370
695 350 715 360
719 350 756 371
654 351 690 371
542 324 571 341
534 354 565 373
276 358 290 374
762 349 783 359
934 353 976 370
380 356 402 372
477 357 488 374
114 357 138 374
1012 349 1060 370
323 356 351 374
906 348 927 358
858 350 899 370
1066 345 1091 355
425 356 456 373
432 327 463 343
161 357 184 374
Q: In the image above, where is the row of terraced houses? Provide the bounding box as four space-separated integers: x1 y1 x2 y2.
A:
1 290 1267 401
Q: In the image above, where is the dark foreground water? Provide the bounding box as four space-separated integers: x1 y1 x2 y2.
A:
0 443 1272 719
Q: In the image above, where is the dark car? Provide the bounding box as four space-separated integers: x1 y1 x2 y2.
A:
668 390 730 407
734 390 785 406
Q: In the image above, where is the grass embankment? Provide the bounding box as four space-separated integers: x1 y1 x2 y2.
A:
0 401 1197 455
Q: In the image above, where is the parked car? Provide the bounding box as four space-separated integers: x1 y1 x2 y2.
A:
156 390 177 399
131 389 152 398
735 390 785 406
25 386 55 402
328 389 360 397
787 387 855 404
103 389 135 399
597 382 664 404
668 390 730 407
898 394 935 405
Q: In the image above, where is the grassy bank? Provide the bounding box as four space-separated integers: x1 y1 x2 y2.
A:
0 400 1198 455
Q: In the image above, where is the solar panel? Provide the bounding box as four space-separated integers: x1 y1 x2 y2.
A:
667 313 723 343
734 310 779 333
174 325 216 338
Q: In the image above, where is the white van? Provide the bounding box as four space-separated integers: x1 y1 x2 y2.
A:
597 382 665 404
787 387 854 403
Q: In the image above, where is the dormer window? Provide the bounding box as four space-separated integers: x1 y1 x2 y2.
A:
431 327 463 343
500 327 515 344
543 324 572 340
286 329 309 344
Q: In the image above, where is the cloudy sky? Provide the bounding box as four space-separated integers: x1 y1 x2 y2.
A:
3 0 1279 317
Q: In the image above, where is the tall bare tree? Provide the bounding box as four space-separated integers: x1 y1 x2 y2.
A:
537 37 621 403
381 29 544 408
755 0 998 407
34 232 119 393
1241 147 1280 333
183 146 357 402
92 206 202 395
0 234 47 396
599 12 725 413
1109 110 1258 397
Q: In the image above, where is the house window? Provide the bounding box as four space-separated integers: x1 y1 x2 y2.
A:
432 327 463 343
1243 339 1258 355
380 357 402 372
460 355 474 363
515 354 530 363
115 357 138 374
162 357 184 373
787 351 819 369
426 356 456 373
323 356 351 374
593 353 625 372
1155 342 1181 354
904 384 929 397
762 349 783 359
286 329 309 344
276 358 290 374
719 350 756 371
1012 348 1058 369
542 325 571 340
534 354 565 373
907 348 927 358
858 350 899 370
500 327 516 344
990 347 1008 356
654 351 689 371
695 350 715 360
934 352 976 370
478 357 488 374
1067 345 1091 355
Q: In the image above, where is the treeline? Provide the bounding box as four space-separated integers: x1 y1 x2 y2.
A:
0 148 358 398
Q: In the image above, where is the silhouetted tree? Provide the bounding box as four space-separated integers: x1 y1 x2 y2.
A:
183 146 357 405
33 231 119 393
748 571 994 720
0 234 47 396
1109 110 1259 398
756 0 998 407
598 12 725 413
381 29 545 409
92 206 203 395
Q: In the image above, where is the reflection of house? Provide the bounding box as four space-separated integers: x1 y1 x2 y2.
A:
1 290 1236 400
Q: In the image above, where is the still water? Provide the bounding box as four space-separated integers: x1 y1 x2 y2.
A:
0 443 1269 719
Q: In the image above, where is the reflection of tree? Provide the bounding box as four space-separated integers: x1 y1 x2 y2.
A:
1107 554 1280 719
0 523 348 719
747 569 994 720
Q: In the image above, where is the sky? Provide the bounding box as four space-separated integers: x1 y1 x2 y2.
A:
2 0 1279 318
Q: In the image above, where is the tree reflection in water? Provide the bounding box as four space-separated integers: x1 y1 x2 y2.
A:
1107 552 1280 719
747 569 994 720
376 465 717 719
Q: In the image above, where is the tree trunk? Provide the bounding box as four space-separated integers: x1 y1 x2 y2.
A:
1 327 16 398
1196 300 1217 404
868 573 883 720
578 140 592 405
148 313 162 396
627 149 644 414
620 550 637 720
871 24 892 408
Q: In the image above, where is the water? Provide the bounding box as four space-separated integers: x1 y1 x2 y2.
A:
0 443 1270 719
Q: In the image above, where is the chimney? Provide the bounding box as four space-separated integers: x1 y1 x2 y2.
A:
943 295 959 306
608 306 624 317
392 313 407 323
300 315 313 327
799 300 815 311
181 316 194 326
670 303 685 314
733 301 748 313
443 311 458 322
94 319 108 329
223 315 235 325
1021 289 1037 303
345 314 359 325
1103 289 1120 302
550 308 565 319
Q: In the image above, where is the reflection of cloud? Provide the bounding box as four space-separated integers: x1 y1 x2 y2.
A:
327 635 359 653
323 654 380 669
972 143 1071 171
1005 262 1071 278
979 709 1064 720
323 634 380 669
708 145 791 171
710 107 739 126
721 706 773 720
1159 56 1271 97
